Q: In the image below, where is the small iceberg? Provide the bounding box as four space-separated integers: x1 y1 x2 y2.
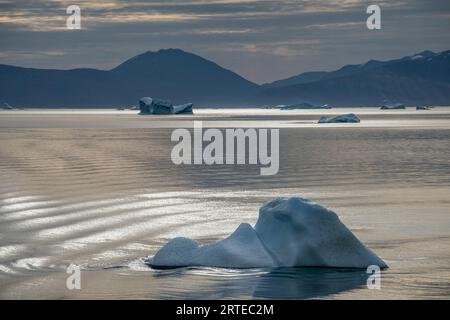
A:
172 103 194 114
416 106 433 110
318 113 360 123
380 103 405 110
149 197 387 269
139 97 193 115
3 102 13 110
276 102 332 110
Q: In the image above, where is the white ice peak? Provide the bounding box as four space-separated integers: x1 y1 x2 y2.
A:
149 197 387 269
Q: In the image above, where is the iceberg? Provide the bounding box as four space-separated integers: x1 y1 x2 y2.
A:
3 102 13 110
380 103 405 110
318 113 360 123
276 103 332 110
416 106 433 110
149 197 387 269
172 103 193 114
152 224 276 268
139 97 193 115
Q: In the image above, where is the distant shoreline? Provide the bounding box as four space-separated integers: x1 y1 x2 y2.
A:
2 105 450 110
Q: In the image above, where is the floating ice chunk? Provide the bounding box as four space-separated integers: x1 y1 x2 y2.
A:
3 102 13 110
151 223 276 268
277 102 332 110
149 197 387 269
380 103 405 110
139 97 193 115
150 237 199 268
172 103 193 114
255 197 387 268
416 106 433 110
139 97 172 114
318 113 360 123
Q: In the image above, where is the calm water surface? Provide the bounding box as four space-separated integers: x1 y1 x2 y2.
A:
0 108 449 299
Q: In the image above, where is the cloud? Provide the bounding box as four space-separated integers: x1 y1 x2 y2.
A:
305 21 362 30
0 0 449 83
0 0 368 32
0 50 66 59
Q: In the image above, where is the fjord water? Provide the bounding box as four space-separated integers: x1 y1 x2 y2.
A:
0 108 450 299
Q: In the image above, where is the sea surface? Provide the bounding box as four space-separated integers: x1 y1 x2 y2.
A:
0 107 450 299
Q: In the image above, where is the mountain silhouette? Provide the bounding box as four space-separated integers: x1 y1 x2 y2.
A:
262 71 328 88
1 49 449 108
0 48 258 108
258 50 450 106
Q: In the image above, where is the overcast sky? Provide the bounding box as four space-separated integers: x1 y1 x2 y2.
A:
0 0 449 83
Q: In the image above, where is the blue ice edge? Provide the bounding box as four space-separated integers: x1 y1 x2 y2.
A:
147 197 388 270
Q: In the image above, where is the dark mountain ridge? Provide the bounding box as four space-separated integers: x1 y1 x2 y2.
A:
0 48 259 108
1 49 449 108
257 50 450 106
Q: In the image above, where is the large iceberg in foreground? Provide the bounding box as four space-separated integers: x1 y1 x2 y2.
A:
318 113 360 123
149 197 387 269
139 97 193 115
